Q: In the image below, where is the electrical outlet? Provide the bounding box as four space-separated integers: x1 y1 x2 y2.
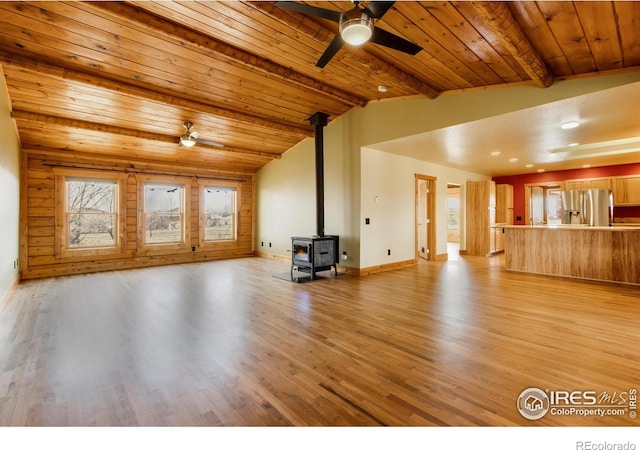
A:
342 251 348 260
269 242 272 248
387 249 391 256
365 218 370 225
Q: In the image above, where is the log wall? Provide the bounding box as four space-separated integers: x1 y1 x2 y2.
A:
20 149 255 279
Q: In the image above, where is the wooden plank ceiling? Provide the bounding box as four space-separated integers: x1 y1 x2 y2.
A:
1 1 639 174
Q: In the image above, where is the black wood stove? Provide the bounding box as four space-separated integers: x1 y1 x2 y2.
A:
290 112 339 281
291 235 339 280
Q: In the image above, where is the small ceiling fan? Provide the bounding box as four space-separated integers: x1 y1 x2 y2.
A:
274 1 422 68
179 122 224 148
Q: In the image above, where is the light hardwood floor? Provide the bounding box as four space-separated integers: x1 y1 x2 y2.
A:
0 254 638 426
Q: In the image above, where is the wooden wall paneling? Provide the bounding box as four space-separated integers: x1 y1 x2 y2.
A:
21 150 255 279
19 151 29 276
191 178 200 250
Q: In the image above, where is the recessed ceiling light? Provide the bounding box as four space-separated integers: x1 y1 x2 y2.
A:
490 151 501 156
582 164 591 168
378 85 388 93
525 164 534 168
509 157 519 163
561 121 580 129
537 169 545 173
568 143 579 147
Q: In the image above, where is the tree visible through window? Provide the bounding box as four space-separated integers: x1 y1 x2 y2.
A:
144 184 184 244
66 179 117 248
204 186 236 241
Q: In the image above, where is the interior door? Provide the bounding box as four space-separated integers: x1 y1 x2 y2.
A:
530 186 545 225
417 179 429 260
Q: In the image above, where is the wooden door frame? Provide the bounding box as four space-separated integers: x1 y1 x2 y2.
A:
524 181 563 225
415 174 436 262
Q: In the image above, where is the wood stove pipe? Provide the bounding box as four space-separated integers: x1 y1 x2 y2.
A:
308 112 329 237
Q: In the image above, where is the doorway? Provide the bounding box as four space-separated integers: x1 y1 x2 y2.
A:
415 174 436 261
524 182 563 225
446 183 461 258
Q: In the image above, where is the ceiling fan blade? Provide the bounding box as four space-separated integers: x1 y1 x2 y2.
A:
370 27 422 55
316 34 345 68
196 138 225 148
190 131 200 140
274 2 342 22
364 1 395 19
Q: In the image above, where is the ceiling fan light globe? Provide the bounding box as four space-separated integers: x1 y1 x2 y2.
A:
180 135 196 147
340 15 373 46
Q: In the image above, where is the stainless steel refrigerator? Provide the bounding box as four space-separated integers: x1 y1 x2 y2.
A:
561 189 613 226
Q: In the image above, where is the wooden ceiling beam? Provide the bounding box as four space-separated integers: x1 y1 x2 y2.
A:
471 1 554 88
91 1 366 108
12 110 281 160
0 52 312 138
250 2 440 99
22 147 256 178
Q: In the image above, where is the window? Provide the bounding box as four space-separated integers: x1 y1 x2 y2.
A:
143 183 185 244
198 180 241 246
203 186 237 241
54 169 126 258
138 175 191 252
67 179 117 248
446 197 459 230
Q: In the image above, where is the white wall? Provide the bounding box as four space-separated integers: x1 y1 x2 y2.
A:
360 148 488 268
0 67 21 300
255 72 640 269
255 113 360 264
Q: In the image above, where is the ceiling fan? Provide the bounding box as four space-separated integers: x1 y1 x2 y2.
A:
274 1 422 68
179 122 224 148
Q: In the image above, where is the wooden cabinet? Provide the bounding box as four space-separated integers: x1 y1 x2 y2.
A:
564 177 612 191
613 176 640 206
465 180 496 256
494 227 505 252
496 184 514 224
491 184 512 253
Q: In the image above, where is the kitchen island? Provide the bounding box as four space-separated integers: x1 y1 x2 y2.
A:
499 225 640 286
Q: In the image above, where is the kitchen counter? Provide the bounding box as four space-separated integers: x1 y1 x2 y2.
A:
499 225 640 285
495 224 640 231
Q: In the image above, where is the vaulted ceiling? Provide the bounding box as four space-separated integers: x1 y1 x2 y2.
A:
1 1 639 175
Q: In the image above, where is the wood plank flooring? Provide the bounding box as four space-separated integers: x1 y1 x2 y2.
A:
0 254 639 426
